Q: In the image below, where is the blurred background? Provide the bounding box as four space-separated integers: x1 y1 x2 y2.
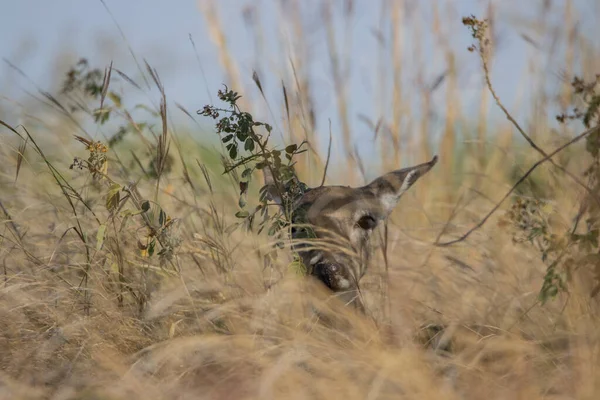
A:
1 1 600 398
3 0 598 180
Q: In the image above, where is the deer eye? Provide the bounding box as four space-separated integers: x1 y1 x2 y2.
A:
356 214 377 230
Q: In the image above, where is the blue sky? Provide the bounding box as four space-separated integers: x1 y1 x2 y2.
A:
1 0 597 169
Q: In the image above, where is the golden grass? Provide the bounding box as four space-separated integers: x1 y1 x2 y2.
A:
1 0 600 398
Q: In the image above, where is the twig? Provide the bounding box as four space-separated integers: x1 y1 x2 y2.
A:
0 200 22 242
476 21 600 207
436 125 600 246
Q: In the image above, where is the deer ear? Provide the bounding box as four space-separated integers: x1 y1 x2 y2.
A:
364 155 438 216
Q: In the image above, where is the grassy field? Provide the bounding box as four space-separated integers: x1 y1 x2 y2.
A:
1 1 600 399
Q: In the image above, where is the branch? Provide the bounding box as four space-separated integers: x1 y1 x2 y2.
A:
476 24 600 207
435 125 600 247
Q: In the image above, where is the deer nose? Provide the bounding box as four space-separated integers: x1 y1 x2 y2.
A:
321 263 339 272
312 262 351 291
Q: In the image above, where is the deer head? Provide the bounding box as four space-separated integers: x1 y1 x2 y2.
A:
264 155 438 310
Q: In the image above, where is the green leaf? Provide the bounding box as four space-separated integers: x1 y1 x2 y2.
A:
222 134 234 143
108 92 122 108
259 203 267 216
120 210 132 230
288 258 307 277
273 154 282 169
259 189 268 202
135 104 160 117
229 145 238 159
235 210 249 218
285 144 298 154
148 240 155 257
245 214 255 231
244 138 255 152
268 223 278 236
96 224 107 251
159 209 167 226
225 222 241 234
106 183 121 211
241 168 252 180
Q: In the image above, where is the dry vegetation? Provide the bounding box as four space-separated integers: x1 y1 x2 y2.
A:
1 1 600 399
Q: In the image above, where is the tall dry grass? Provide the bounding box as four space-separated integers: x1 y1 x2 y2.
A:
1 0 600 399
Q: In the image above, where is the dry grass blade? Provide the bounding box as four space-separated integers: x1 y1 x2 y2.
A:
250 69 284 142
322 1 352 169
352 142 367 183
131 149 149 176
40 91 69 116
197 160 213 194
14 135 28 183
2 3 600 399
320 122 333 187
175 102 200 126
0 200 22 242
282 81 290 124
113 67 142 90
99 61 113 110
155 98 170 180
99 0 150 89
145 59 164 94
198 0 244 107
123 110 154 150
169 121 196 192
252 70 264 97
188 33 213 102
1 120 100 227
4 57 91 135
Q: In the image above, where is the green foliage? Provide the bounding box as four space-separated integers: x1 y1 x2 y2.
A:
56 59 184 312
68 133 182 270
501 198 567 304
199 86 309 246
62 58 174 178
464 15 600 305
501 74 600 305
288 253 308 277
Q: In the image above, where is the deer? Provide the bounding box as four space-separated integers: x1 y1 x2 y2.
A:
263 154 521 386
264 155 438 312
